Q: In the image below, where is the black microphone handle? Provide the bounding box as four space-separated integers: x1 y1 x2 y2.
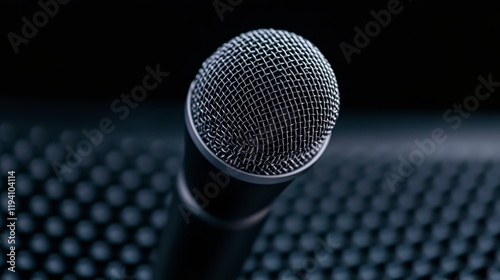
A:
153 133 291 280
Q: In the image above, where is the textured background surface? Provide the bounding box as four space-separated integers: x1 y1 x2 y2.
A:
1 109 499 279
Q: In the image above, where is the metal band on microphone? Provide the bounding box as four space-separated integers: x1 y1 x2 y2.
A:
176 168 271 230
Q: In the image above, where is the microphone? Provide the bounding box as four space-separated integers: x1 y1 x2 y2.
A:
153 28 340 280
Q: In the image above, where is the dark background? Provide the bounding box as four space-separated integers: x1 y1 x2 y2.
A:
2 0 499 111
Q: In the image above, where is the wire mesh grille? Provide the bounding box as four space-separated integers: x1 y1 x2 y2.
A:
189 29 340 175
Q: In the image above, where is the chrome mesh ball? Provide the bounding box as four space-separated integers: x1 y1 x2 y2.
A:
189 29 340 175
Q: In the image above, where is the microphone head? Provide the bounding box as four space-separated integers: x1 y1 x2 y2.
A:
187 29 340 177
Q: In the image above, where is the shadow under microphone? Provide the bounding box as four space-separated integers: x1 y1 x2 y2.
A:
153 28 340 280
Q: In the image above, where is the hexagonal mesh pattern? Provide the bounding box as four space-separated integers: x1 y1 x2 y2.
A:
1 122 500 280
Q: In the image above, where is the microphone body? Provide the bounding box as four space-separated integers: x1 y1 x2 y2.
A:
153 134 290 280
153 28 340 280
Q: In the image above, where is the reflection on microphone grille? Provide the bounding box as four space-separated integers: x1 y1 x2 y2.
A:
189 29 340 176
